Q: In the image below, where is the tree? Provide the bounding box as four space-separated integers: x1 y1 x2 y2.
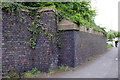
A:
107 30 120 39
2 2 106 34
107 32 115 39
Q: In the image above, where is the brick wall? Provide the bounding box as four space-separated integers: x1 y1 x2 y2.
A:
2 10 58 76
34 11 58 72
57 31 75 67
58 31 106 67
2 10 33 76
74 31 107 66
2 9 107 77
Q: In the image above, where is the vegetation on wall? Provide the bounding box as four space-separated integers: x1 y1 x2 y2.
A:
2 1 110 48
56 30 62 48
2 2 39 11
2 1 107 35
27 13 55 48
107 30 120 40
27 18 44 49
2 2 57 48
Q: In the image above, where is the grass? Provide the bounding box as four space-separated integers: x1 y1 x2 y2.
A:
58 65 71 71
106 43 114 48
3 68 44 78
2 73 20 78
22 68 44 77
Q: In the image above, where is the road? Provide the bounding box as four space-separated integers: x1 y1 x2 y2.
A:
50 47 118 78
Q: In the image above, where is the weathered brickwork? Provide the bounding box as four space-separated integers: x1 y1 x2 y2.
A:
74 31 107 66
34 11 58 72
2 10 58 76
2 9 106 77
58 31 106 67
57 31 75 67
2 11 33 76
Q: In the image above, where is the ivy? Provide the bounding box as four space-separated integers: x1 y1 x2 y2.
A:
2 2 107 35
19 2 106 34
2 2 56 48
56 30 62 49
27 12 56 48
2 2 39 11
27 13 44 49
2 2 107 48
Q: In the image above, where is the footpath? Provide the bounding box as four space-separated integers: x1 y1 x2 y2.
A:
50 47 118 78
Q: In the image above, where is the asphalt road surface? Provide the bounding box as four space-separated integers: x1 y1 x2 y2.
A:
50 47 118 78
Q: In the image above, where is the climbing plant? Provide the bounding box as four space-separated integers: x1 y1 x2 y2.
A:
2 2 39 11
2 2 55 49
19 2 106 33
27 17 44 48
27 12 56 48
2 2 107 35
56 30 62 49
2 2 108 49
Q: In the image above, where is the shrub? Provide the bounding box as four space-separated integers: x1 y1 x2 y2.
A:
3 73 20 78
58 65 71 71
22 68 43 77
106 43 114 48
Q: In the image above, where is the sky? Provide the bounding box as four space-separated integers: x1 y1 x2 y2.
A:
91 0 119 31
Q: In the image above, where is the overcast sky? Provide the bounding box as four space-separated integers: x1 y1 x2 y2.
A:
91 0 119 31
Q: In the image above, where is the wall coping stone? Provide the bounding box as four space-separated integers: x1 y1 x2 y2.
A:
58 19 79 30
21 7 57 13
58 19 104 35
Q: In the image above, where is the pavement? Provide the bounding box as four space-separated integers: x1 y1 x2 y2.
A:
50 47 118 78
